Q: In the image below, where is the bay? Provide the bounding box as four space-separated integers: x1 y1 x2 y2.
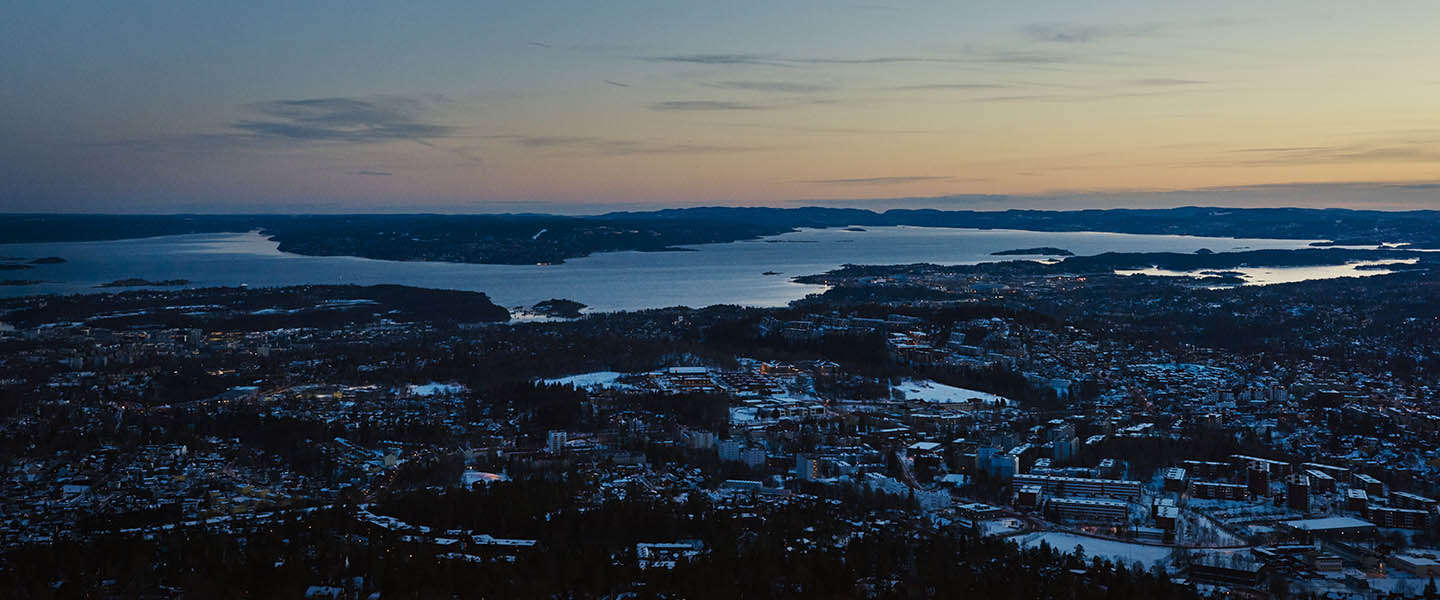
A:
0 226 1328 312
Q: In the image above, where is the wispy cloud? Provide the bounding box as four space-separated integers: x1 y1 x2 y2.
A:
794 180 1440 211
1131 78 1208 86
960 93 1080 103
886 83 1011 92
1022 22 1164 44
791 56 962 65
645 52 964 67
484 134 766 155
232 96 456 143
715 123 951 136
1192 137 1440 167
705 80 835 93
1227 146 1332 153
650 100 767 111
643 48 1096 70
885 78 1188 94
961 89 1196 104
646 53 792 66
92 95 480 166
1194 180 1440 193
792 175 959 185
977 50 1077 65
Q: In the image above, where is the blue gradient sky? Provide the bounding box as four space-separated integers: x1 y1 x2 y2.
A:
3 1 1438 212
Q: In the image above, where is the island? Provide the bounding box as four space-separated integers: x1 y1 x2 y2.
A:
529 298 587 319
1197 274 1247 285
1354 262 1428 272
762 271 782 276
97 278 191 288
29 257 67 264
1310 238 1391 247
991 247 1074 256
0 279 43 286
795 248 1435 286
0 284 510 330
843 226 867 232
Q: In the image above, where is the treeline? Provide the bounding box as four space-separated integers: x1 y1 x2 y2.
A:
1078 426 1275 481
0 284 510 329
911 363 1064 410
0 482 1200 598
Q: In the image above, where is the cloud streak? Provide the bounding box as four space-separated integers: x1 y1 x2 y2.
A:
959 88 1198 104
1131 78 1208 86
705 80 835 93
646 53 793 66
714 123 953 136
650 100 767 111
642 48 1098 72
886 83 1011 91
644 52 967 67
792 175 958 185
1023 22 1164 44
90 95 482 167
1191 138 1440 167
231 96 456 143
484 134 766 155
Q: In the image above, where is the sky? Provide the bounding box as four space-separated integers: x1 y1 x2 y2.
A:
2 1 1438 213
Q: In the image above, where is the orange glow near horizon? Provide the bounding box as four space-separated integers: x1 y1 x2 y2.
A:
2 2 1438 211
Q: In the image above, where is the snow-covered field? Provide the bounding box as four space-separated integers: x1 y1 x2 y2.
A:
730 406 760 423
979 518 1025 537
894 379 1012 406
541 371 636 390
1174 510 1246 547
461 470 507 487
1016 532 1172 569
406 382 466 396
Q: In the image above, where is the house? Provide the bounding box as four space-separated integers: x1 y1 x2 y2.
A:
637 540 705 569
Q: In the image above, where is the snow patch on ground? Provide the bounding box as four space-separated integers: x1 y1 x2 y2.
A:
541 371 636 390
895 379 1012 406
979 518 1025 537
407 382 466 396
1017 532 1172 569
461 470 508 487
730 406 760 423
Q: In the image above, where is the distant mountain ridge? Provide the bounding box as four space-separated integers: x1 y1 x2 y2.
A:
2 207 1437 265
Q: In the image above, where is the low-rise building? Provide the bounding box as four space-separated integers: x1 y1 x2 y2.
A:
1191 480 1250 501
1046 497 1129 524
1011 473 1141 502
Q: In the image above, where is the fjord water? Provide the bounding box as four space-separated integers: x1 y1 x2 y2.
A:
0 227 1322 311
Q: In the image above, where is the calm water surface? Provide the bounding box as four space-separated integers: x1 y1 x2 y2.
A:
0 227 1332 311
